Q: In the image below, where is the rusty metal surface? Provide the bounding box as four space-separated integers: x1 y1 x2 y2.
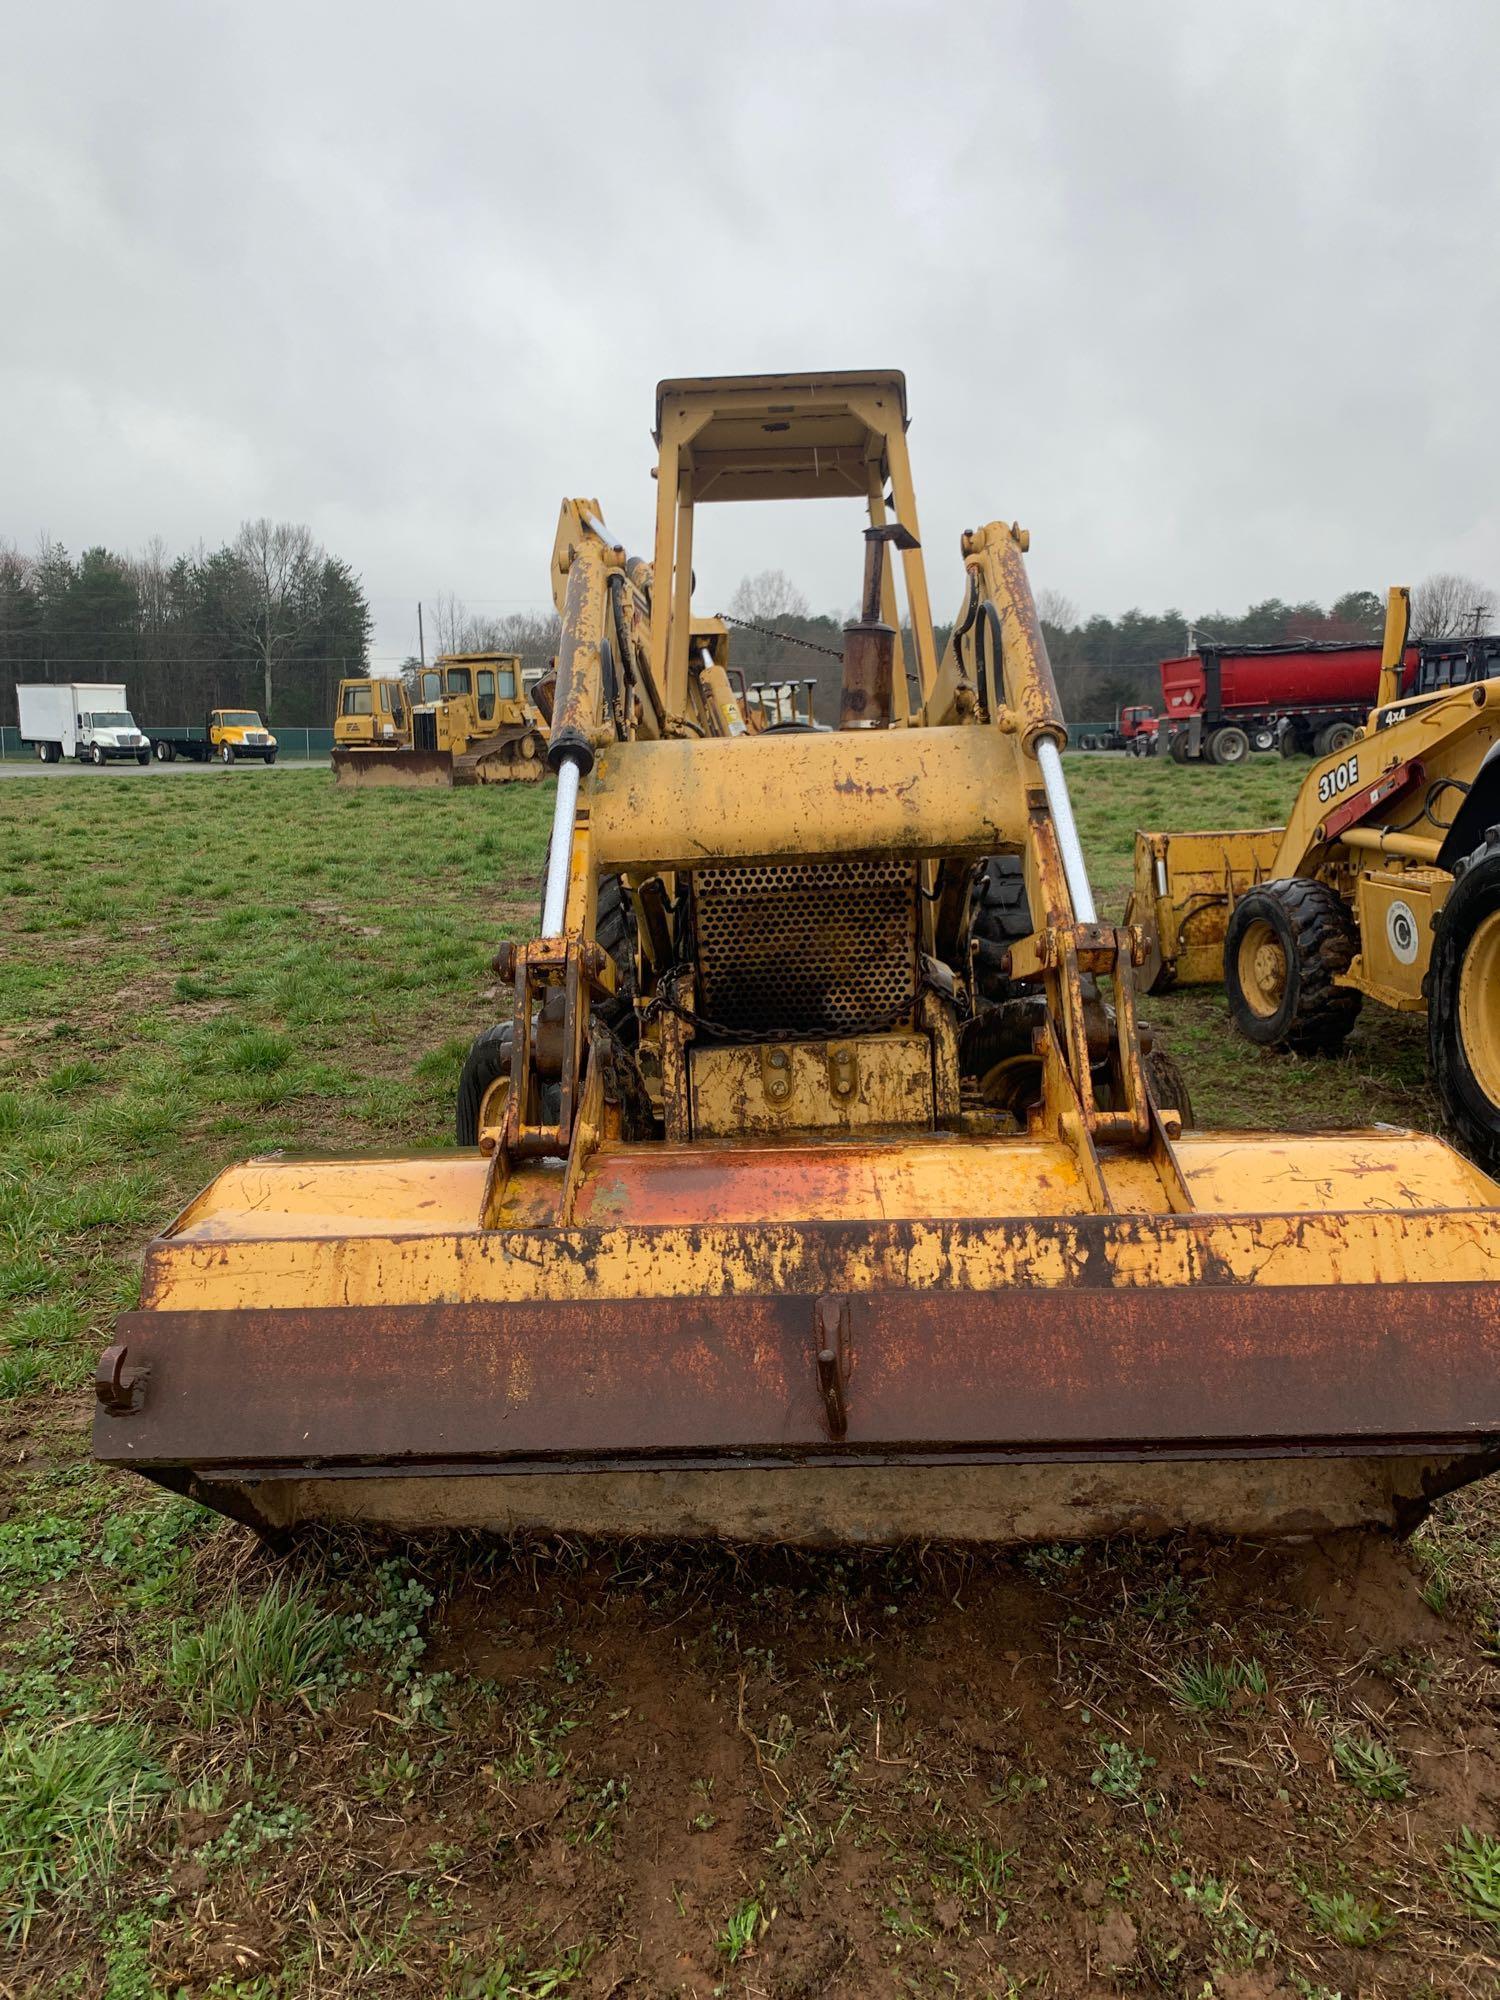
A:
98 1276 1500 1473
839 624 896 728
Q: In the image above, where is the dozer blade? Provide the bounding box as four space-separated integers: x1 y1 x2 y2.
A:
330 748 455 788
94 1129 1500 1545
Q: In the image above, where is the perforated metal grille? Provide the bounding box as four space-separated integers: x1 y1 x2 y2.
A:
691 859 917 1035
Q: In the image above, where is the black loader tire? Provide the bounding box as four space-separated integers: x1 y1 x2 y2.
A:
970 855 1034 1006
536 841 638 1040
1224 877 1362 1054
1143 1046 1194 1126
456 1022 562 1146
1428 827 1500 1180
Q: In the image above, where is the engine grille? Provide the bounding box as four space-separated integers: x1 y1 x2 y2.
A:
690 859 917 1036
413 710 438 752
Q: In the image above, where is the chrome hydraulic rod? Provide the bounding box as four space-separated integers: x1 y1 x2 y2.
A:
1035 735 1098 925
540 756 582 937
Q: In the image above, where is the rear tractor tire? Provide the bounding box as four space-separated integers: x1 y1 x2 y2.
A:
1206 725 1250 767
1223 878 1362 1055
1428 828 1500 1180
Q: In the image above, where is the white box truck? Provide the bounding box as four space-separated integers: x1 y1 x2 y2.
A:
17 683 151 765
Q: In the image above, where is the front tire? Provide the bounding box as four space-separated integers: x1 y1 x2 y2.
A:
90 744 105 766
1224 878 1362 1054
219 743 234 766
970 855 1034 1006
456 1021 561 1145
136 749 150 765
1429 829 1500 1179
264 751 277 765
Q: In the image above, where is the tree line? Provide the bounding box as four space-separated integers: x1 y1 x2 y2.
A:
719 569 1496 722
0 521 372 730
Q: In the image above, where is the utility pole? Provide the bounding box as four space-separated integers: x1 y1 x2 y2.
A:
418 602 426 667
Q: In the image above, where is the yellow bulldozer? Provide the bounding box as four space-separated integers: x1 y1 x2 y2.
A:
332 653 548 786
95 374 1500 1547
1129 589 1500 1177
330 674 414 779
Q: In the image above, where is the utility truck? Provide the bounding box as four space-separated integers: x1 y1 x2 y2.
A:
18 683 150 764
147 710 278 764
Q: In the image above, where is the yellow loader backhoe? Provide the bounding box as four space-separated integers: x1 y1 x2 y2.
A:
95 376 1500 1546
1130 590 1500 1177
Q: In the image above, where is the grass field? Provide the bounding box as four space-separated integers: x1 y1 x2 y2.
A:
3 758 1499 1996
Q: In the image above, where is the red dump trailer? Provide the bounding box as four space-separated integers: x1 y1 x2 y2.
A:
1160 638 1420 764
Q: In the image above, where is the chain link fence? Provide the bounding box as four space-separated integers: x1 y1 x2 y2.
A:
1 725 336 761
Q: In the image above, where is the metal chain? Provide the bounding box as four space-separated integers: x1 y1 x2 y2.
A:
714 611 845 662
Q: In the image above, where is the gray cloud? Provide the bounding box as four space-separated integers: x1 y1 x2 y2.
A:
2 0 1495 667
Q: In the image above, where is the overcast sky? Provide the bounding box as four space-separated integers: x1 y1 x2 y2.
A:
3 1 1496 667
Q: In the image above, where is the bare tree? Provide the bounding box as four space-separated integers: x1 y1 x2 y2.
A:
729 570 811 624
229 519 321 719
1035 587 1078 632
1412 571 1497 640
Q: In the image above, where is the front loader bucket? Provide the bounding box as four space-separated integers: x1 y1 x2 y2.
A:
330 748 455 788
1128 828 1284 989
95 1128 1500 1545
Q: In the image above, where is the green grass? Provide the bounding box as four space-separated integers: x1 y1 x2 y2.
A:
1447 1827 1500 1926
0 1721 166 1942
1301 1884 1395 1947
1332 1732 1410 1802
0 759 1495 1992
167 1576 347 1724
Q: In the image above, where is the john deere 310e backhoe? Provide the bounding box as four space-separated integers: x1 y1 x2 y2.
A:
95 374 1500 1545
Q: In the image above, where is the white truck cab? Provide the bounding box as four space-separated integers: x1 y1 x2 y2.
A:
17 683 151 765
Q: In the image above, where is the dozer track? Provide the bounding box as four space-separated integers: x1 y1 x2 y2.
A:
451 723 549 785
97 374 1500 1546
